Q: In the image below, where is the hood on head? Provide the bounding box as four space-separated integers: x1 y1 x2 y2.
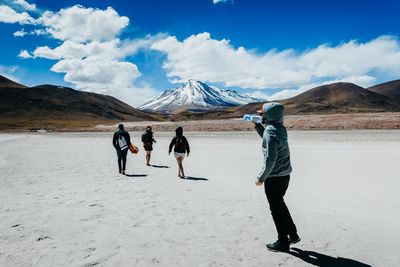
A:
176 126 183 137
262 102 284 124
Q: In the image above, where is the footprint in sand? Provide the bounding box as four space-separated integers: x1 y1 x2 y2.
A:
151 258 160 263
83 261 100 267
85 247 96 252
36 236 51 241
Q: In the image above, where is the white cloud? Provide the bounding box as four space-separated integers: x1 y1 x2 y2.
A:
13 0 36 11
38 5 129 42
32 36 162 60
13 28 46 37
247 91 270 101
18 49 33 58
13 28 27 37
31 29 46 36
152 33 400 92
213 0 232 4
0 5 35 24
13 5 161 106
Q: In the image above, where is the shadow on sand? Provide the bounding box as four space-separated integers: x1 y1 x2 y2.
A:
181 176 209 181
290 248 372 267
125 174 148 177
150 165 170 168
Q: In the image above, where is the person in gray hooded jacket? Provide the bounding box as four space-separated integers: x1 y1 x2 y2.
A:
253 102 300 252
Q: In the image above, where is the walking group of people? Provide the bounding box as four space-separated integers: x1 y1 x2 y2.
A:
112 102 299 253
112 124 190 178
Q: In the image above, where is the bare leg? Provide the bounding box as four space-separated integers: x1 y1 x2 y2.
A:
175 157 181 177
146 151 151 166
178 157 185 178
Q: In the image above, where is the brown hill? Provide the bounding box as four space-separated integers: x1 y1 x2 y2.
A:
281 82 400 114
0 75 26 88
367 80 400 103
0 76 164 130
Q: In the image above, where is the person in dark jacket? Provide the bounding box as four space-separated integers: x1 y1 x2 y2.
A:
112 124 131 175
141 126 157 166
168 126 190 178
252 102 300 253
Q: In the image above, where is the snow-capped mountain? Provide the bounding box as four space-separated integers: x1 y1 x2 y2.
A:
138 80 265 114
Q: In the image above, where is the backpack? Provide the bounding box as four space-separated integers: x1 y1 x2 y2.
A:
118 135 128 150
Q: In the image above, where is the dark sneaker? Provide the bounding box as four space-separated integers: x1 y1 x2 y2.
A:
266 240 289 252
122 170 126 175
289 234 301 244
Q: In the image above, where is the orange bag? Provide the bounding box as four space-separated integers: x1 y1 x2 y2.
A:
129 143 139 154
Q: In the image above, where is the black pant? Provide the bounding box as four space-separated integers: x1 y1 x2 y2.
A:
117 148 128 172
264 176 297 242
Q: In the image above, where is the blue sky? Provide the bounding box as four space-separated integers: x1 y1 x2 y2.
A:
1 0 400 106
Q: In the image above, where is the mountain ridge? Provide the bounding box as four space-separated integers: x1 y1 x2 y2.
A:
1 74 400 130
138 80 264 114
0 75 26 88
367 79 400 103
0 75 165 130
172 81 400 120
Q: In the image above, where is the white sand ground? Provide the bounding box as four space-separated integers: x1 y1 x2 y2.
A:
1 131 399 267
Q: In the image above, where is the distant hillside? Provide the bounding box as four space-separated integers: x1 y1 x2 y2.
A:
367 80 400 103
2 74 400 130
281 82 400 114
0 75 26 88
173 81 400 120
0 76 164 130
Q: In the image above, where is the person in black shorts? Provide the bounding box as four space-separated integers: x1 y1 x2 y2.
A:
141 126 156 166
168 126 190 178
112 124 131 175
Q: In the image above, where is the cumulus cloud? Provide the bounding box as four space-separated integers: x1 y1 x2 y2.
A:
18 49 33 58
13 5 161 106
152 33 400 94
37 5 129 42
0 5 35 24
13 0 36 11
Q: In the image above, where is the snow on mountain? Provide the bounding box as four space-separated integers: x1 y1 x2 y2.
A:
138 80 265 113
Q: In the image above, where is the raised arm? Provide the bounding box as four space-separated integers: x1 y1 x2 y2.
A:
254 123 265 138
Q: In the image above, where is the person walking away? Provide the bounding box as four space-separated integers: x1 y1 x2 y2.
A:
252 102 300 252
168 127 190 178
141 126 157 166
112 124 131 175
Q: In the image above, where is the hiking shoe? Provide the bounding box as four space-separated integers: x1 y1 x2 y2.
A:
289 234 301 245
266 240 289 252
